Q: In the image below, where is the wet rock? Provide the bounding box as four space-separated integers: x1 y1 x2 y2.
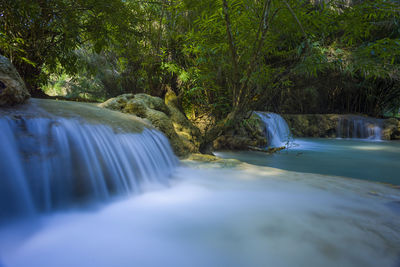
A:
184 153 242 167
0 55 30 106
186 153 220 162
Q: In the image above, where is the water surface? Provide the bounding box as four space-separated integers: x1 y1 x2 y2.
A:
216 138 400 185
1 165 399 267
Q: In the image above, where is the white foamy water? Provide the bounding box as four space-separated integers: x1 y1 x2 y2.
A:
0 116 177 221
255 112 291 148
1 164 399 267
337 116 383 140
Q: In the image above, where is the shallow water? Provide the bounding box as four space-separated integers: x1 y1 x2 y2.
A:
216 138 400 185
1 102 399 267
1 165 399 267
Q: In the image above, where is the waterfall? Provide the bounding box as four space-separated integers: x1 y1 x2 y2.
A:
255 112 291 148
0 116 178 222
337 116 383 140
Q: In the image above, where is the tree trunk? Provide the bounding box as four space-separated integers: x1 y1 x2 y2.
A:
13 61 46 97
199 106 248 154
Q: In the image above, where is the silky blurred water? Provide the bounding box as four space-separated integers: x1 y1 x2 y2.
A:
1 100 399 267
0 117 177 222
255 112 291 147
0 165 399 267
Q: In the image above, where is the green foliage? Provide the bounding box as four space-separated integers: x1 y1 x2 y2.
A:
177 0 307 119
0 0 133 91
276 0 400 116
2 0 400 118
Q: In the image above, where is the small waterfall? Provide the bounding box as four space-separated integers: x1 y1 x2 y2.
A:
0 116 178 221
337 116 383 140
256 112 291 147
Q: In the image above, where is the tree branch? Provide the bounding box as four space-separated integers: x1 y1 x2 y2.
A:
222 0 240 102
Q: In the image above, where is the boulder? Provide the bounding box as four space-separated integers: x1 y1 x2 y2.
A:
383 118 400 140
213 113 267 150
100 93 134 111
164 90 202 151
135 93 170 115
0 55 30 106
101 92 201 157
124 98 147 117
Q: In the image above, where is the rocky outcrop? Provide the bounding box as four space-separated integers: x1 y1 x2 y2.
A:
0 55 30 106
213 113 267 150
283 114 400 140
382 118 400 140
100 92 201 157
164 90 202 152
283 114 339 138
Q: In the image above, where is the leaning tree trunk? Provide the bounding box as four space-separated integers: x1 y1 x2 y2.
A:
199 0 307 154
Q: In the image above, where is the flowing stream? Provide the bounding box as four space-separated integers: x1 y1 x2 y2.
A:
337 116 383 140
0 99 177 222
255 112 291 147
227 113 398 184
0 165 399 267
0 117 177 221
1 101 399 267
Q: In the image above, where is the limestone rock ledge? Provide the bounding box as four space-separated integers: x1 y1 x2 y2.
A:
100 91 201 157
0 55 30 106
382 118 400 140
213 113 267 150
283 114 400 140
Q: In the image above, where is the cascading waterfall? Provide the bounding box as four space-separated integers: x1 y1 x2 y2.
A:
255 112 291 148
337 116 383 140
0 116 178 221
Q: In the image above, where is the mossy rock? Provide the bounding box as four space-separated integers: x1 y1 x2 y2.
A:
124 98 147 117
135 93 170 115
164 90 202 149
383 118 400 140
184 153 242 167
212 113 267 150
186 153 219 162
99 94 134 111
101 92 201 157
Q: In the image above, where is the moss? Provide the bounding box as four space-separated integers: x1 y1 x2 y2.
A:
99 94 134 111
101 92 201 157
124 99 147 117
211 113 267 150
135 93 170 115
